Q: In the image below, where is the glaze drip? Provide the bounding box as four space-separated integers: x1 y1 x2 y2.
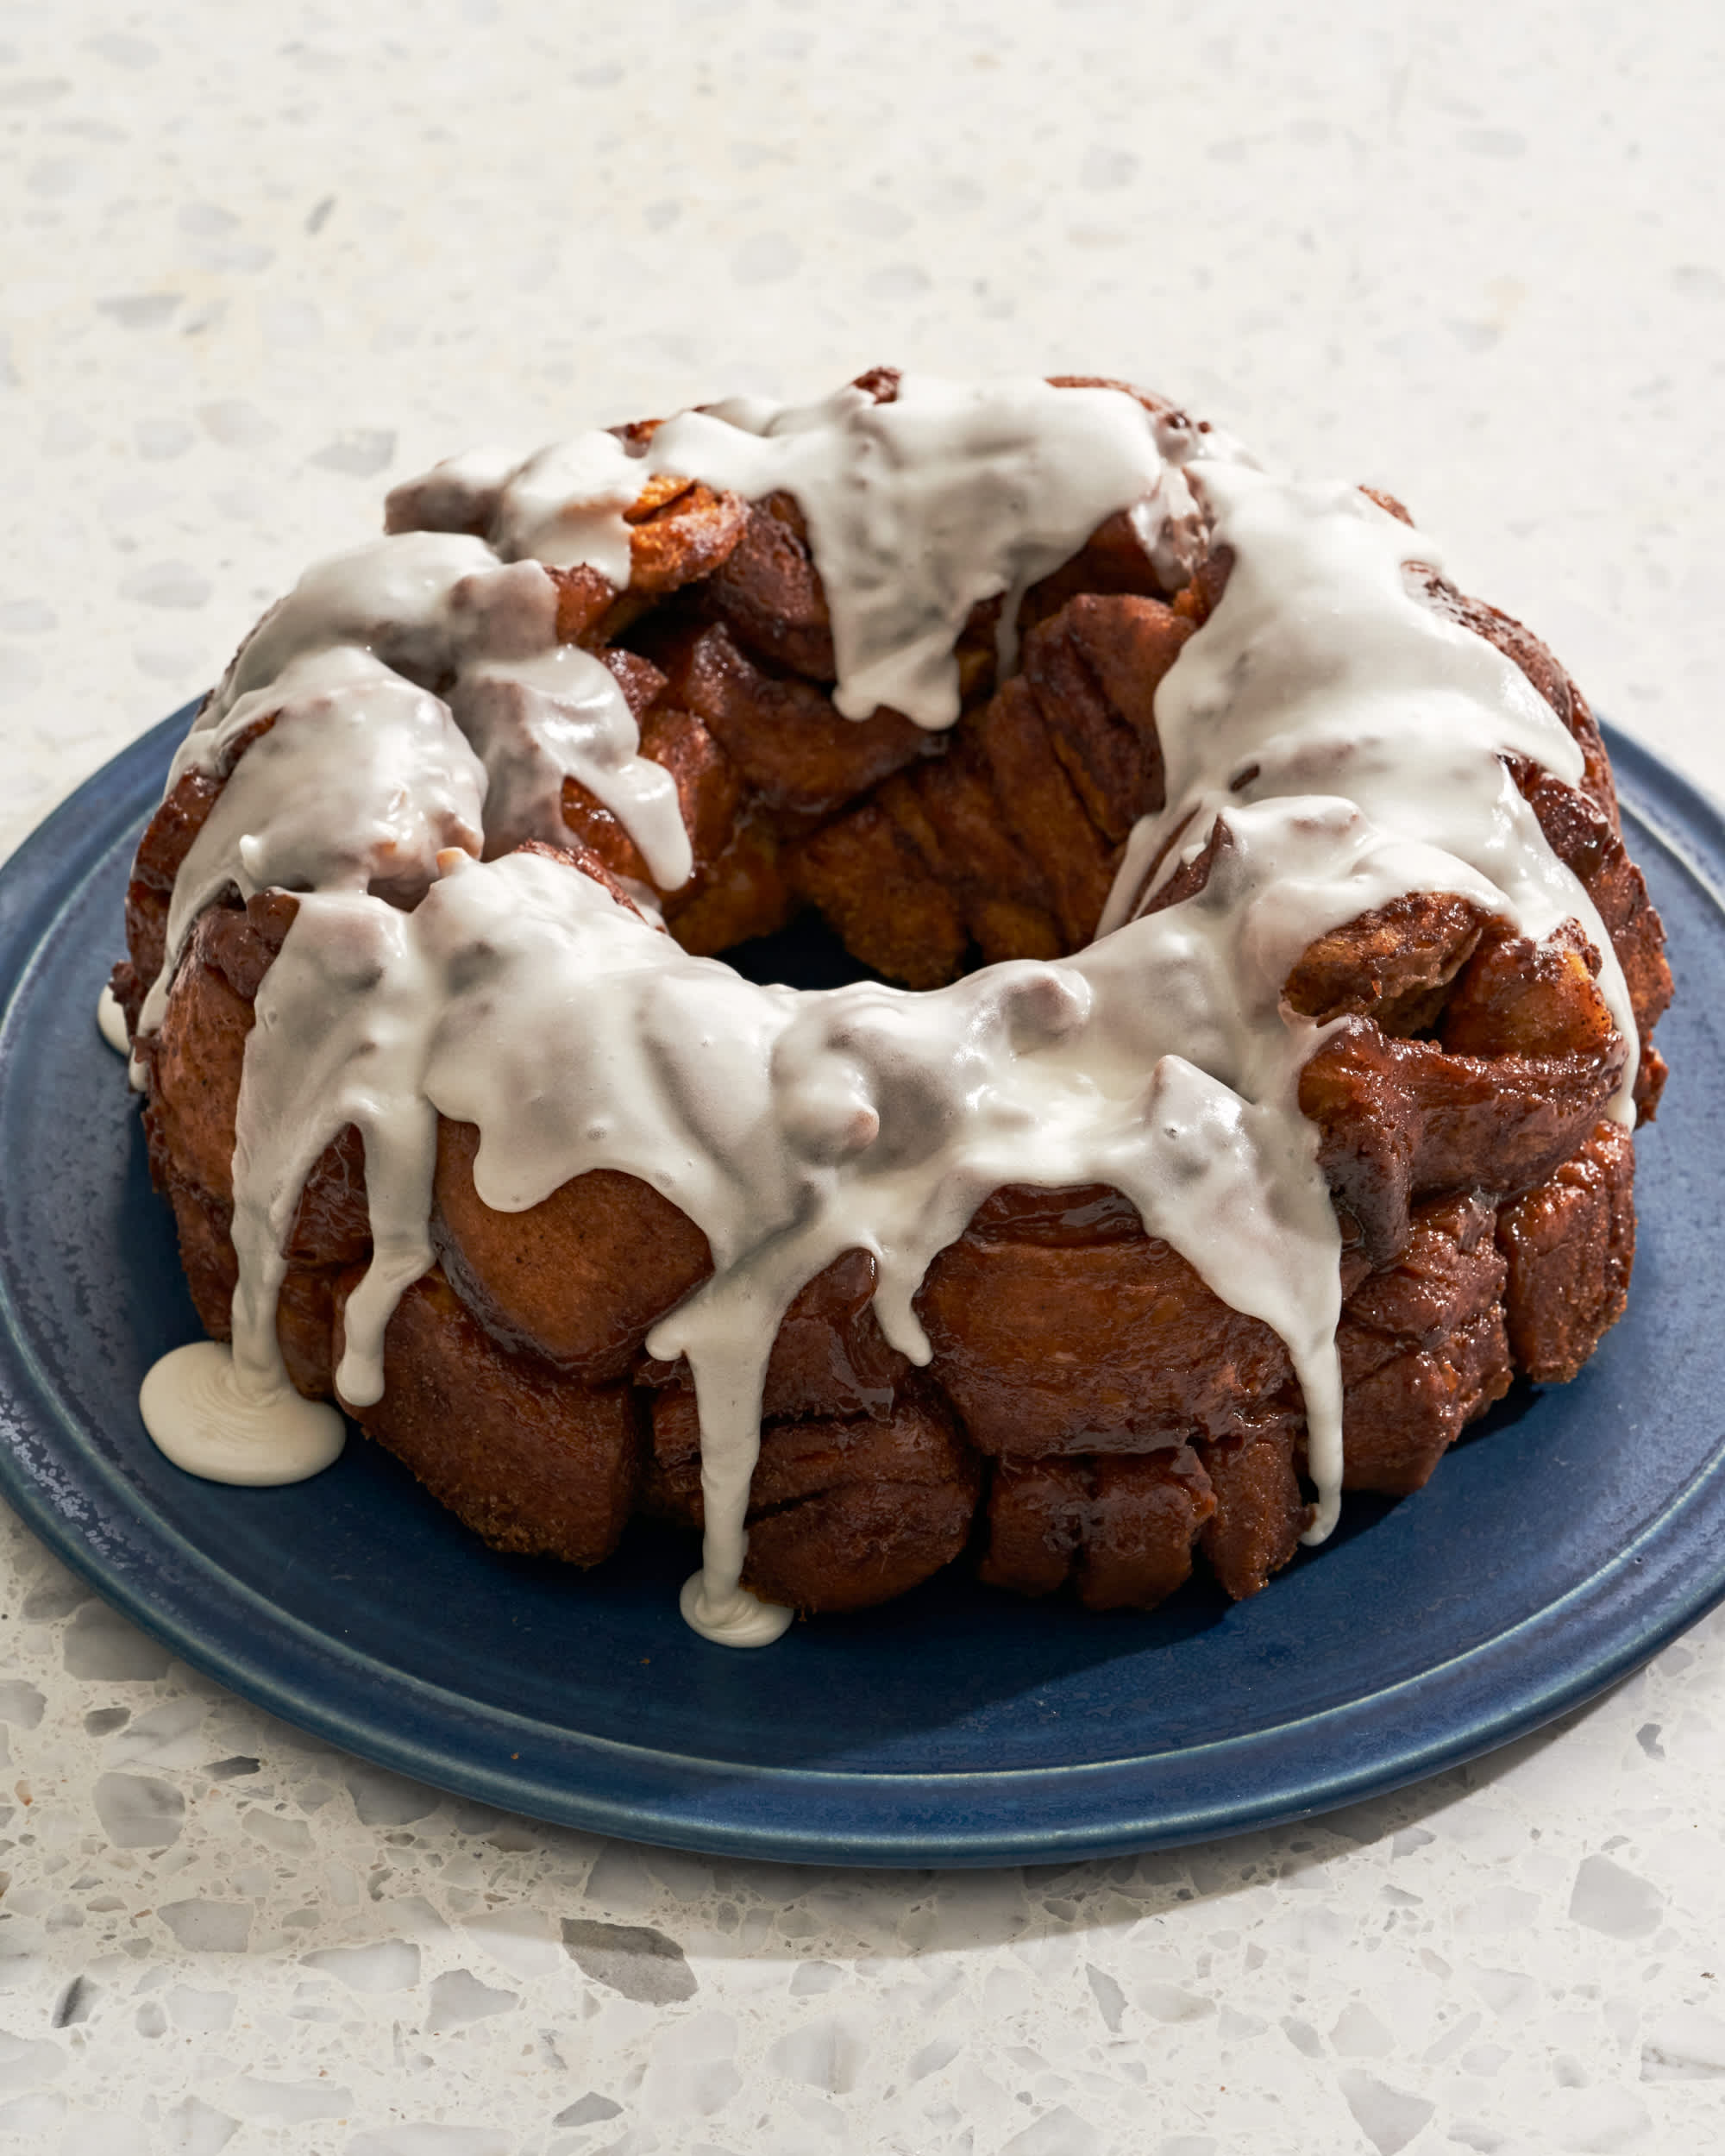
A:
97 982 130 1056
143 646 487 1044
1098 466 1638 1122
137 534 693 1039
386 374 1241 730
128 374 1640 1635
637 379 1175 725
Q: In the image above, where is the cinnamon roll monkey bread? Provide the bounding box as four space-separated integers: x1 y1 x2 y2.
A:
109 371 1672 1648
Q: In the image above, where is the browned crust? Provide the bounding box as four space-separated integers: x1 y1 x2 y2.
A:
647 1381 980 1612
336 1269 643 1566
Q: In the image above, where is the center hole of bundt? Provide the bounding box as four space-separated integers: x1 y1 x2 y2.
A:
715 910 908 993
708 904 1085 995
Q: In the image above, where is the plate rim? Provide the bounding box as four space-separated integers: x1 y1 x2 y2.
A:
0 710 1721 1866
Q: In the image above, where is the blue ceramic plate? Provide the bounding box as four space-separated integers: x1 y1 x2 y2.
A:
1 709 1721 1866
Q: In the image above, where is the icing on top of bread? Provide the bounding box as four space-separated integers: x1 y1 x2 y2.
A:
387 375 1233 728
126 374 1638 1647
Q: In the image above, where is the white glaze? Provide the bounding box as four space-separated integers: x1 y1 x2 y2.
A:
486 434 642 586
139 1339 345 1485
1097 465 1639 1124
136 532 694 1041
194 530 499 724
387 374 1241 730
142 646 488 1047
451 642 692 887
638 378 1170 724
229 890 440 1411
680 1568 795 1647
382 443 518 542
129 376 1640 1631
96 981 129 1055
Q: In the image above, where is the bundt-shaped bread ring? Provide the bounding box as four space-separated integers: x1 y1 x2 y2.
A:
115 369 1672 1639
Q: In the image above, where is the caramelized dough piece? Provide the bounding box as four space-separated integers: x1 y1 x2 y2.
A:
595 645 668 719
978 1457 1087 1598
971 677 1118 948
432 1119 712 1383
1299 1018 1628 1264
963 1181 1150 1244
549 564 617 646
1019 592 1191 840
511 833 657 924
951 593 1006 706
122 701 293 992
878 746 1064 968
918 1226 1292 1454
1336 1192 1511 1494
980 1448 1216 1612
1505 753 1672 1061
1634 1046 1670 1125
661 814 795 956
751 1245 911 1416
789 802 969 989
198 887 298 998
1496 1119 1635 1382
1440 918 1616 1062
643 1247 909 1423
743 1457 979 1614
147 912 260 1204
1361 486 1414 526
384 471 745 604
669 621 928 813
647 1384 981 1613
561 704 743 893
284 1124 372 1266
623 477 747 595
963 896 1066 972
337 1269 642 1566
1018 509 1171 630
703 493 836 679
1171 546 1233 626
161 1176 241 1344
746 1242 910 1423
276 1265 338 1398
1044 373 1191 425
1284 893 1490 1034
1183 825 1626 1063
1507 751 1615 883
649 705 746 871
1200 1426 1309 1599
1578 842 1672 1055
1078 1452 1219 1610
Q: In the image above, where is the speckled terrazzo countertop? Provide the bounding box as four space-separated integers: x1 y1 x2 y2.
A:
2 5 1723 2152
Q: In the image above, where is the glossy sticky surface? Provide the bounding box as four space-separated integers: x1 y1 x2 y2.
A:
0 707 1719 1865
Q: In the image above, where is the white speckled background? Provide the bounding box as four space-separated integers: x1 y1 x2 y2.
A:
2 4 1723 2151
